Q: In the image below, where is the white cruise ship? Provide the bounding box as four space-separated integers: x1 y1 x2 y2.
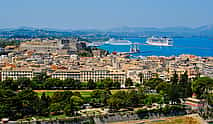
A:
105 38 132 45
146 36 173 46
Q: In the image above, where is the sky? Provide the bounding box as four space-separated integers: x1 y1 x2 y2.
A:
0 0 213 29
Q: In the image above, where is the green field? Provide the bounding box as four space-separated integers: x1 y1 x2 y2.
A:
35 89 128 98
36 90 92 97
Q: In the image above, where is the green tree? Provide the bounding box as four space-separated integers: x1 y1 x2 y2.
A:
91 89 111 106
64 96 83 116
107 92 126 110
138 72 144 84
179 71 188 84
0 78 18 90
125 78 133 87
39 93 51 116
171 71 178 85
50 91 74 115
167 84 180 104
44 78 62 89
0 89 22 120
112 81 121 89
155 81 170 94
144 78 164 90
80 82 88 89
16 78 32 89
179 71 192 98
64 104 74 116
49 103 61 115
192 77 213 98
87 79 96 89
63 78 75 89
103 78 113 89
96 81 104 89
32 72 49 89
51 91 73 104
17 89 40 117
107 97 123 110
127 90 140 107
144 94 162 105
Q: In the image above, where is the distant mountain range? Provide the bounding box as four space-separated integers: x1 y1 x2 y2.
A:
0 25 213 38
107 25 213 36
0 27 75 38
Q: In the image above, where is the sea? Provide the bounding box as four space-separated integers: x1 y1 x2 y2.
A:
98 37 213 57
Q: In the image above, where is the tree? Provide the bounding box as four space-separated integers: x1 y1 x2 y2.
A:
0 89 22 120
51 91 73 104
16 78 32 89
112 81 121 89
144 78 164 90
49 103 61 115
44 78 62 89
135 83 141 88
155 81 170 94
167 84 180 104
138 72 144 84
192 77 213 98
107 91 127 110
179 71 188 85
87 79 96 89
91 90 111 106
63 78 75 89
17 89 40 117
125 78 133 87
39 93 51 116
144 94 162 105
32 72 49 89
179 71 192 98
127 90 140 107
103 78 113 89
64 104 74 116
71 96 84 106
96 81 104 89
107 97 123 110
64 96 84 116
80 82 88 89
0 78 18 90
171 71 178 85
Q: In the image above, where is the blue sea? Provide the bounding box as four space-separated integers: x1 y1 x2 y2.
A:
99 37 213 57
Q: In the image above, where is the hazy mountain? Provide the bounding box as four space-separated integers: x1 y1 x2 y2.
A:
108 25 211 33
107 25 213 37
108 26 159 32
0 28 75 38
1 25 213 38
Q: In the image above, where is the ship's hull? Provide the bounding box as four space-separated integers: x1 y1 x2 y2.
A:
108 43 132 45
146 36 173 46
146 41 173 46
105 39 132 45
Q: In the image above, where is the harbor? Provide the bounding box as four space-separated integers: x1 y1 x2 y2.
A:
97 37 213 57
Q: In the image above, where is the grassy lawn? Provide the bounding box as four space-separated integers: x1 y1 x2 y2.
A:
36 91 92 97
36 92 55 97
35 89 129 98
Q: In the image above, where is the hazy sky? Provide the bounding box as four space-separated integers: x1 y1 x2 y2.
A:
0 0 212 29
